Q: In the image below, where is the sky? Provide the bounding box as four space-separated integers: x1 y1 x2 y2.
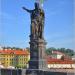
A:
0 0 75 50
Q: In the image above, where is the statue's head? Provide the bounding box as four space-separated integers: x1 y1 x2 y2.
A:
35 2 39 10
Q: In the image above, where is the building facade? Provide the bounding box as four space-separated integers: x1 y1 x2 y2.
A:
0 49 30 69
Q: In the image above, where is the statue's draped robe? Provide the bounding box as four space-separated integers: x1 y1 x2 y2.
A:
31 8 45 39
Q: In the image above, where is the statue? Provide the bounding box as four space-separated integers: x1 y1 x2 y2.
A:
22 1 47 73
22 2 45 39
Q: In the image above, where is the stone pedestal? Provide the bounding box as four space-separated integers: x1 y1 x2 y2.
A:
26 35 47 75
29 38 47 69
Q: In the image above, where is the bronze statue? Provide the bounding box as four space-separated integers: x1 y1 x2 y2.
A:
22 2 45 39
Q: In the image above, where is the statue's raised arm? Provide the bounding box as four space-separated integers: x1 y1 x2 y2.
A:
22 7 32 13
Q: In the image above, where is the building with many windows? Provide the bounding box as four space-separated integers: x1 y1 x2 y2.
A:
0 49 30 69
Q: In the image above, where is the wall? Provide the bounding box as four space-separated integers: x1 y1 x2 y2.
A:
0 69 75 75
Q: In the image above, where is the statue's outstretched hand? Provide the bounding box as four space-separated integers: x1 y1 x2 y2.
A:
22 7 31 13
22 7 26 10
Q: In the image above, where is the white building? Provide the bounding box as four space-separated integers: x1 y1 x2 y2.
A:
72 55 75 60
51 51 65 59
0 46 3 50
0 63 4 69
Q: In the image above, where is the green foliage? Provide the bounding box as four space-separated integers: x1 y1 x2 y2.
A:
2 46 22 50
46 47 75 56
15 65 27 69
46 47 56 55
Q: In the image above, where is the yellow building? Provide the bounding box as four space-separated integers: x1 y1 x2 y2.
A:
0 49 30 68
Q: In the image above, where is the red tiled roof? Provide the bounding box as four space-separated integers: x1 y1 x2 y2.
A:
47 58 75 64
0 49 30 55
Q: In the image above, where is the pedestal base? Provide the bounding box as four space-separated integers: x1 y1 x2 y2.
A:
26 69 44 75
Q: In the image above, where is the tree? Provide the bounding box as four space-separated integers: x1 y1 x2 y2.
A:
65 49 74 56
59 48 66 53
45 47 75 56
45 47 57 55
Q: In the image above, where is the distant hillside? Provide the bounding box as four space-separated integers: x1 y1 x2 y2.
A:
46 47 75 56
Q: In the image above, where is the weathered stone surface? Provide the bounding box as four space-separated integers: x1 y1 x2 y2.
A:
0 69 75 75
22 2 47 75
